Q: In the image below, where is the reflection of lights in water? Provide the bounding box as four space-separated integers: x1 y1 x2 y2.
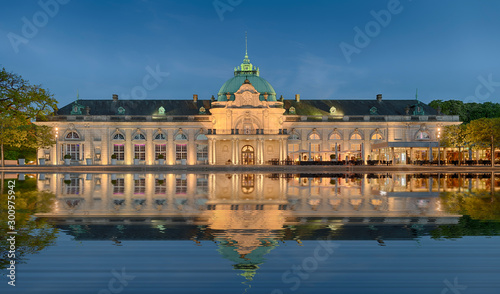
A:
380 191 387 196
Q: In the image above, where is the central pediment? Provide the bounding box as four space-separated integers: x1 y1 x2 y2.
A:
230 80 265 108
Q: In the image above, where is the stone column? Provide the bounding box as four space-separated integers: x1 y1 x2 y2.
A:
235 139 240 165
208 139 213 165
279 139 283 162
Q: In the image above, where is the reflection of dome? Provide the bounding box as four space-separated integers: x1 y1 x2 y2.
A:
217 51 276 101
216 238 279 281
206 209 284 282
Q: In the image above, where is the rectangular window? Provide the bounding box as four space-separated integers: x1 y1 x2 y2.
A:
331 144 341 151
62 143 81 160
134 144 146 160
134 178 146 194
155 144 167 160
196 144 208 161
311 144 320 152
175 178 187 194
351 143 361 151
113 144 125 161
196 176 208 195
176 144 187 160
155 179 166 194
112 178 125 195
288 143 299 153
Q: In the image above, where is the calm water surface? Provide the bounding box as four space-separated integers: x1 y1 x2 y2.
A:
1 172 500 294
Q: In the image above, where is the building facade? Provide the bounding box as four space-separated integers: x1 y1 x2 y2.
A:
36 52 460 165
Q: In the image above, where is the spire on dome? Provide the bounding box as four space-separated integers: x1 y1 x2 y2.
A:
234 32 259 76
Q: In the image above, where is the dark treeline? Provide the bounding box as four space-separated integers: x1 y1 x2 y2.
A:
429 100 500 123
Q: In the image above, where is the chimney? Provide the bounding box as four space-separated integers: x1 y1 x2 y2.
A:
193 94 198 102
295 94 300 102
376 94 382 102
112 94 118 102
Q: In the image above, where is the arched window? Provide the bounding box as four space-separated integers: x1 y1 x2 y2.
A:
288 133 300 140
415 131 430 140
329 133 341 140
133 133 146 140
371 133 383 140
309 133 320 140
175 133 188 140
113 133 125 140
350 133 362 140
154 133 166 140
65 131 80 140
196 134 208 141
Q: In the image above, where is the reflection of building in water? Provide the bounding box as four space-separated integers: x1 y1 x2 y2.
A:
33 172 498 223
207 209 284 281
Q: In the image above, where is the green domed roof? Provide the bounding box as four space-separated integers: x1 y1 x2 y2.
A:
217 48 276 101
218 75 277 101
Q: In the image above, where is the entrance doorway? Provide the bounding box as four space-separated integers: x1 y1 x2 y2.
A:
241 145 255 165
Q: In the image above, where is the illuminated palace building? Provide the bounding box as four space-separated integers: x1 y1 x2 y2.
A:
37 50 460 166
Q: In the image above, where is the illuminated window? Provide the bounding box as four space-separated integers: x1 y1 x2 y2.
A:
371 133 383 140
155 144 166 160
134 144 146 160
350 133 362 140
176 144 187 160
329 133 341 140
113 144 124 161
62 143 81 160
309 133 320 140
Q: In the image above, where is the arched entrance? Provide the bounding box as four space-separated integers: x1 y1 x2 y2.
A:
241 145 255 165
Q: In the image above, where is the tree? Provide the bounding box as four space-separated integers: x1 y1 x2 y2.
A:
0 68 58 166
440 124 468 164
465 118 500 166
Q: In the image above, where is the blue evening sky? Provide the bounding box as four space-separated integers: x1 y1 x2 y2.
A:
1 0 500 108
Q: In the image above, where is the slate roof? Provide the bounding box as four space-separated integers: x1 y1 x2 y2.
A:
57 99 212 116
283 99 437 116
57 98 436 116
